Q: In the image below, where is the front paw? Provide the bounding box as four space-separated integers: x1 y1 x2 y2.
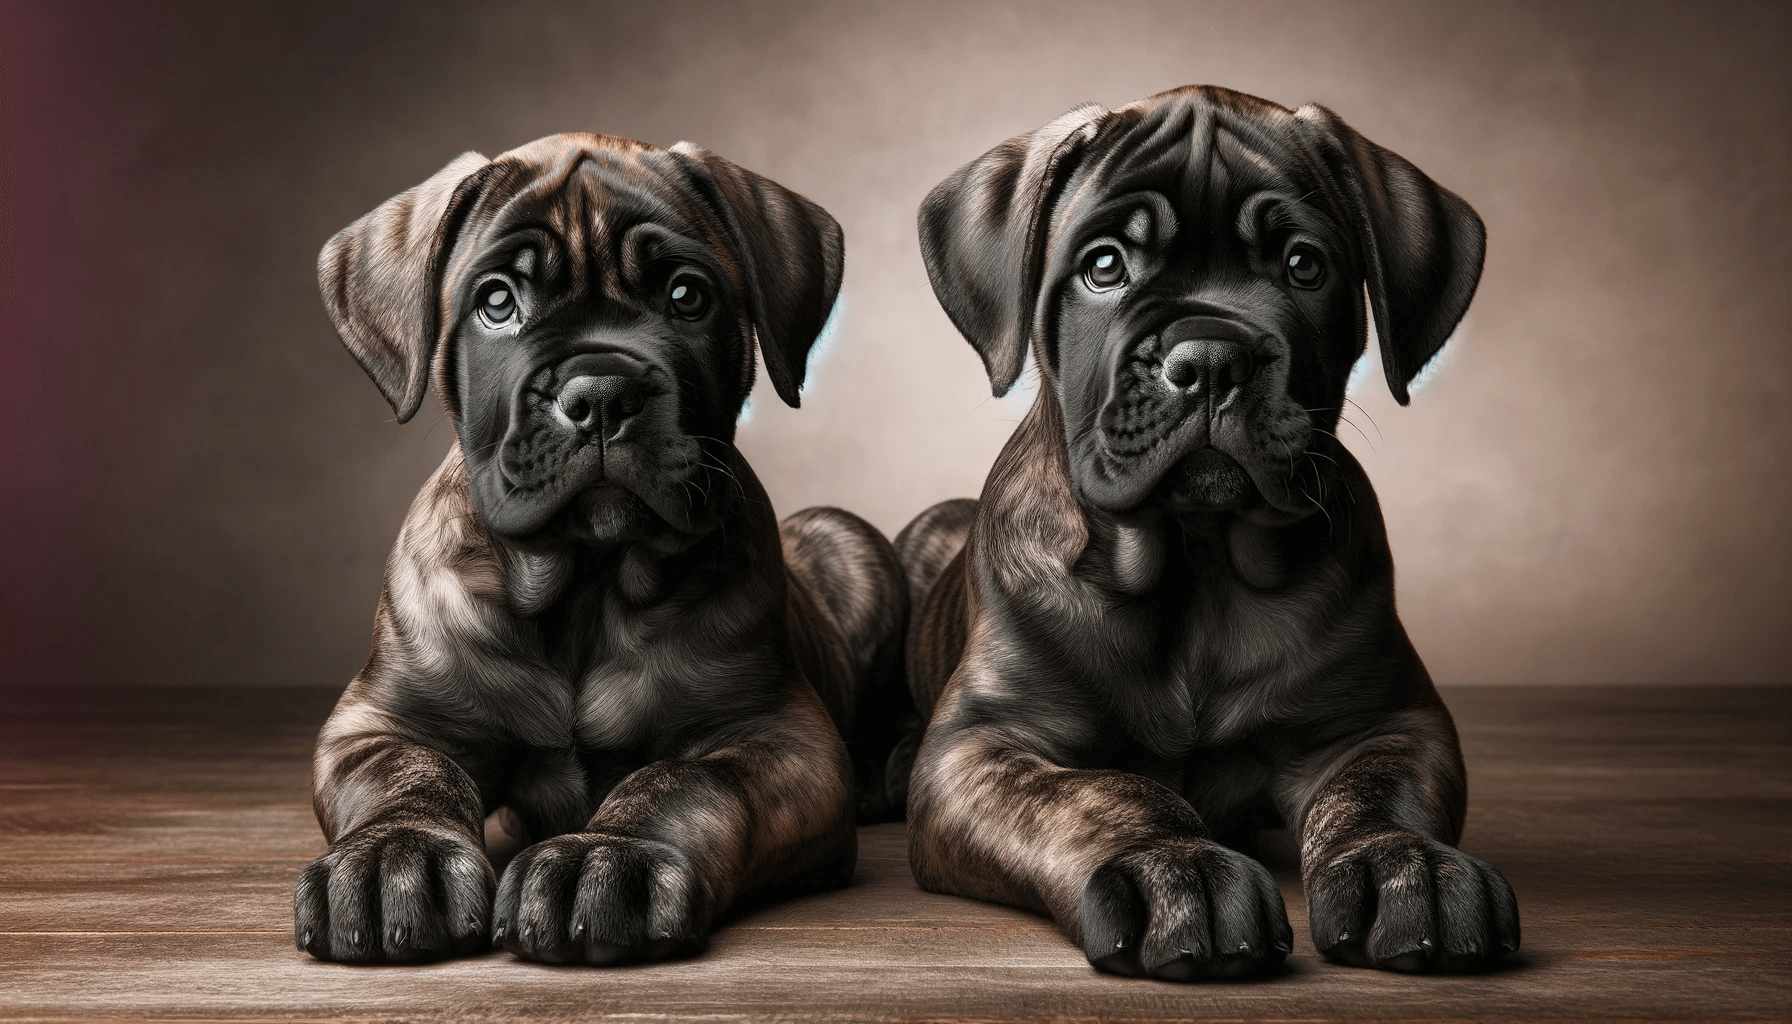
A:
1305 830 1519 972
493 831 707 966
1079 841 1292 981
294 818 494 963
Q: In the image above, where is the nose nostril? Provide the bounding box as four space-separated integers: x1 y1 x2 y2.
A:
1159 340 1255 393
560 397 592 424
1228 353 1254 388
1154 317 1266 400
1162 342 1200 389
556 374 646 437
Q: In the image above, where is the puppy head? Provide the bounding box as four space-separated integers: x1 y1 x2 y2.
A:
919 85 1484 523
319 133 842 548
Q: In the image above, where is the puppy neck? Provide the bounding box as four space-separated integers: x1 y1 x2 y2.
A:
422 446 699 617
1222 516 1284 590
488 530 711 614
494 544 577 616
1075 505 1291 594
975 392 1091 581
1067 506 1163 595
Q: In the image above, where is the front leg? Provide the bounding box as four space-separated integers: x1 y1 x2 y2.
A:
493 689 853 965
1281 701 1520 972
295 700 496 962
910 715 1290 981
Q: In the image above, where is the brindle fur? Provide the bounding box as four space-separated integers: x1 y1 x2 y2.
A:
899 86 1519 981
295 134 907 966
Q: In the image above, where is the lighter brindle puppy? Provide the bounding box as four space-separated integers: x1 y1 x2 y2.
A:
898 85 1520 981
294 133 907 965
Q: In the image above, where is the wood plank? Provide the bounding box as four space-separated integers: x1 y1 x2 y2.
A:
0 686 1786 1022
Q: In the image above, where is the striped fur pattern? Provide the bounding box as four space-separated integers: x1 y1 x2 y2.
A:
901 85 1517 982
296 134 907 966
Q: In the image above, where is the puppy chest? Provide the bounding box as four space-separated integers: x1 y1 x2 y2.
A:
501 744 646 837
568 660 687 751
1172 580 1360 699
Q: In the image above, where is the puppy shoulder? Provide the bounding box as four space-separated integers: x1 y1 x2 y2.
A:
974 406 1090 587
381 445 520 640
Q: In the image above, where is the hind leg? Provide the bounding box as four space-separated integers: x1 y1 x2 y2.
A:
780 507 912 822
893 498 978 613
877 498 983 815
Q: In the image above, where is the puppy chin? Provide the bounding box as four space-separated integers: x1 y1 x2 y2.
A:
1155 449 1256 514
477 480 682 551
1082 438 1315 529
553 483 725 552
556 484 656 544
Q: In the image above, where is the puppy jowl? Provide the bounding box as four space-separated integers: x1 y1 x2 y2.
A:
296 133 909 965
899 84 1518 981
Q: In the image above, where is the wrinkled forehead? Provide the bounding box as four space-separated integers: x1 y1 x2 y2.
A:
447 137 730 288
1053 96 1330 243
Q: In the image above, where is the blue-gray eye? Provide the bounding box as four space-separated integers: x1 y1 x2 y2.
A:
1286 245 1325 289
1084 246 1127 290
479 282 516 325
668 275 708 319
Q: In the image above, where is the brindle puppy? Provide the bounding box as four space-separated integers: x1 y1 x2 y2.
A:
294 133 907 965
898 86 1519 981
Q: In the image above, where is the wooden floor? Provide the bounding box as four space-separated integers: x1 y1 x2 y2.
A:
0 686 1786 1023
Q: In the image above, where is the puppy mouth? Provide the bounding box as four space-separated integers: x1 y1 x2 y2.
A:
473 414 705 546
464 349 715 543
1074 332 1315 519
481 454 705 548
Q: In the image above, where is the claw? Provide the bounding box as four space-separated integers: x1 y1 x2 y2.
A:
1384 947 1432 973
1150 953 1200 981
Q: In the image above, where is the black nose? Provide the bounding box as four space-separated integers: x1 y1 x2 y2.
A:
1160 325 1256 401
555 375 645 441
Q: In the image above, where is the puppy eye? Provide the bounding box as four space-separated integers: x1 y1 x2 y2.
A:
477 281 517 326
1083 246 1128 291
667 274 709 320
1286 245 1325 290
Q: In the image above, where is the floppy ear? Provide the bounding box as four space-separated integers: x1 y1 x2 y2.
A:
1295 105 1486 405
317 151 492 423
917 104 1109 397
667 143 844 408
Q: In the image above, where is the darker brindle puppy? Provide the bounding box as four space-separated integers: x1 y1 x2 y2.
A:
294 134 907 965
898 86 1519 980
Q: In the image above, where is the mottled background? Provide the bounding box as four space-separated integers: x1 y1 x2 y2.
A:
2 0 1787 688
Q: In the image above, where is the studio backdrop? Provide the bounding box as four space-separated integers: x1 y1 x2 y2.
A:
2 0 1787 688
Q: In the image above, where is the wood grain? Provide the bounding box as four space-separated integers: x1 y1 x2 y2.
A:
0 686 1786 1022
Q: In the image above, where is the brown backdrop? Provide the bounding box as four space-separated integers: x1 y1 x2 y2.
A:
3 0 1787 688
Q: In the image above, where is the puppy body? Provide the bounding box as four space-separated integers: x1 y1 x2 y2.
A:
296 134 905 965
901 86 1517 981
